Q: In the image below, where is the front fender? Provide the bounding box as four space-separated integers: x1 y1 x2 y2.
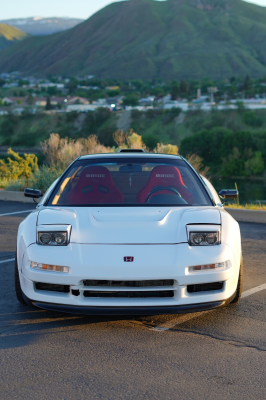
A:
17 210 39 271
220 208 241 268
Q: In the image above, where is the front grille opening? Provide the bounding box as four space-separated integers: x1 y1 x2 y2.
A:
35 282 70 293
187 282 224 293
83 290 174 298
83 280 174 288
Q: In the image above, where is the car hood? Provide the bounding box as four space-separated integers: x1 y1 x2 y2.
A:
37 206 221 244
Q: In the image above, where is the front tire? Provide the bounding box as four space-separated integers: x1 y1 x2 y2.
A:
14 253 26 304
230 254 243 304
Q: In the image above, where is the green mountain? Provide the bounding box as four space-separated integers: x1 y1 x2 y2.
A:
0 24 28 51
1 0 266 79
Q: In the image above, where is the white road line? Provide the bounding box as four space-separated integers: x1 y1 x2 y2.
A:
241 283 266 298
152 284 266 331
0 258 15 264
0 210 33 217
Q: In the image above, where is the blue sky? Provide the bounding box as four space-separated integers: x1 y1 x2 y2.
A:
1 0 266 20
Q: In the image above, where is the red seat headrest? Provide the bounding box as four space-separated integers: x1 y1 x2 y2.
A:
136 165 193 203
66 166 124 204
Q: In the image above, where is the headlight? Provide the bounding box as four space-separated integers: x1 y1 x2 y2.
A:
188 230 220 246
38 231 68 246
37 225 71 246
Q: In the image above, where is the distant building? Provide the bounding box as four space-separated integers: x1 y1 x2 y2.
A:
164 101 188 111
77 85 99 90
39 83 65 89
2 83 19 88
66 96 89 105
139 96 155 105
66 104 111 112
106 86 120 91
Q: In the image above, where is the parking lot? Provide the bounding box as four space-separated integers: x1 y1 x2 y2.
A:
0 201 266 399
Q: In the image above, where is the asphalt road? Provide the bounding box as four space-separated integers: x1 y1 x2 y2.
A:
0 201 265 400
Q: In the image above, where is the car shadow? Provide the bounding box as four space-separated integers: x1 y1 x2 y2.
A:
0 302 159 350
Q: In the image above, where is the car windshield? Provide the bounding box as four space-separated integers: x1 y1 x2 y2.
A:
48 157 212 207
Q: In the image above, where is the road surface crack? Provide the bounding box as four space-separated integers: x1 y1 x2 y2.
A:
172 328 266 353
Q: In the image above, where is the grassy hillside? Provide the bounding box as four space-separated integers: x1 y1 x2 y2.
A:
0 107 266 177
0 24 28 51
1 0 266 79
0 109 118 148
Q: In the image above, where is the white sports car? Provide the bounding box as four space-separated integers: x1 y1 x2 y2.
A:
15 151 242 315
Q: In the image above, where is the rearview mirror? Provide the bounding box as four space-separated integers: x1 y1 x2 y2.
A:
119 164 142 173
24 188 43 199
218 189 238 199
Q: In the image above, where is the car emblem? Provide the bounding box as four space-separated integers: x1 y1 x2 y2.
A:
124 257 134 262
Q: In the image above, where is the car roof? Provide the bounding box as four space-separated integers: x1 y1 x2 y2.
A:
79 152 183 161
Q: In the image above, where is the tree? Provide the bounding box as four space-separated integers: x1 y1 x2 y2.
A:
180 80 188 97
26 95 34 106
47 86 57 96
67 79 78 94
243 75 251 92
171 81 179 100
45 97 52 110
245 152 264 176
123 94 139 106
142 134 159 150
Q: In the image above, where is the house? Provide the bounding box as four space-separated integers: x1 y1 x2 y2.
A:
2 97 15 105
139 96 155 105
106 86 120 91
34 97 66 107
39 83 65 89
66 96 89 105
77 85 100 90
66 103 111 113
3 97 27 106
164 101 189 111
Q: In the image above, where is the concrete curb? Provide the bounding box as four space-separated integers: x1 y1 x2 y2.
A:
0 191 38 204
225 208 266 224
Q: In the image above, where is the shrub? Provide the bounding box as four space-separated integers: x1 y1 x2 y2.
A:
185 153 210 177
41 133 113 169
113 130 127 148
7 165 63 193
29 165 63 192
242 111 264 127
0 148 38 184
113 129 146 150
245 151 265 176
127 131 145 149
154 143 178 155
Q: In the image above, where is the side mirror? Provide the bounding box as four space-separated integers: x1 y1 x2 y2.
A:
218 189 238 199
24 188 43 199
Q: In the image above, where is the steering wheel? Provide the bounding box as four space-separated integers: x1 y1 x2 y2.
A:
145 186 182 203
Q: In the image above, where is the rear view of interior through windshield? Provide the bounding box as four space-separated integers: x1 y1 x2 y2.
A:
50 158 212 206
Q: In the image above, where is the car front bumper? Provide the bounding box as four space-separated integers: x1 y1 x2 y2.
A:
18 242 239 315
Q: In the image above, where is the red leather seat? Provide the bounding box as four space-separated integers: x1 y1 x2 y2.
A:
136 165 193 204
66 166 124 204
